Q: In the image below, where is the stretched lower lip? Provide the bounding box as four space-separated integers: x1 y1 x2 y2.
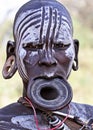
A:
27 77 73 111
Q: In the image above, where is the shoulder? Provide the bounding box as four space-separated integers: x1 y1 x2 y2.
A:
70 102 93 119
0 101 93 118
0 102 49 130
0 102 35 130
0 102 32 116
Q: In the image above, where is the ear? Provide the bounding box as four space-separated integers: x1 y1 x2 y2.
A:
72 39 79 71
2 41 17 79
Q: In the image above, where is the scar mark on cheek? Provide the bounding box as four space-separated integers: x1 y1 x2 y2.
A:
26 51 38 66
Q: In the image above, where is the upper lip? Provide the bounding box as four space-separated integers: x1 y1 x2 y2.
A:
34 74 64 80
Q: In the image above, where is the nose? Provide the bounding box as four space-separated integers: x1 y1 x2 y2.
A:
39 50 57 66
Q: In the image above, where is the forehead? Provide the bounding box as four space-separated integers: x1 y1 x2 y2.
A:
14 6 73 44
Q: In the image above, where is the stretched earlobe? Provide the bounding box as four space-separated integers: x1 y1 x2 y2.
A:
2 55 17 79
72 60 78 71
2 40 17 79
72 39 79 71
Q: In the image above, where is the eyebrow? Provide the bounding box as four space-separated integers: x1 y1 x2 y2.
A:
22 41 44 46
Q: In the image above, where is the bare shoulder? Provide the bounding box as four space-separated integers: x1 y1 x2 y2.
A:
0 102 32 115
0 103 35 130
70 102 93 119
0 103 49 130
0 102 93 130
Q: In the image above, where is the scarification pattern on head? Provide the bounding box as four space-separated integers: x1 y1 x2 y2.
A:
14 6 72 43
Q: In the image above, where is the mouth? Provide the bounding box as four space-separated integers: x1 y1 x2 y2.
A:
33 73 66 81
27 76 73 111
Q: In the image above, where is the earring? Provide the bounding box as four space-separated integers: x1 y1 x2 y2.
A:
2 55 17 79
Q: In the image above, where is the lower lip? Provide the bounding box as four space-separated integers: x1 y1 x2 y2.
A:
27 77 73 111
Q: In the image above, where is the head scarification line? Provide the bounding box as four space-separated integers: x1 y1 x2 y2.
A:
51 8 60 42
62 15 72 35
18 12 41 40
45 7 52 45
51 8 57 42
16 9 41 37
39 7 45 43
39 6 62 45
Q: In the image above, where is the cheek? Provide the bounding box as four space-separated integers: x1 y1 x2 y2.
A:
19 48 27 61
54 48 74 68
17 48 29 80
55 51 71 64
65 46 75 60
24 51 39 66
18 48 27 69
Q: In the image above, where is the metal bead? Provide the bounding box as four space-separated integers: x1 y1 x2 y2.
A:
49 116 64 130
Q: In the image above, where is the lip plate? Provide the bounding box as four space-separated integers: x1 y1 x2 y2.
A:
27 77 73 111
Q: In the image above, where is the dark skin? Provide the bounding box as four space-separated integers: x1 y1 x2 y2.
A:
1 0 93 130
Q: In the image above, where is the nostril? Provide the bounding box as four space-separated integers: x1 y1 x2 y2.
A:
39 57 57 66
51 58 57 65
39 49 57 66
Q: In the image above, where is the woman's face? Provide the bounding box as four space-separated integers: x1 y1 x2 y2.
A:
15 6 76 82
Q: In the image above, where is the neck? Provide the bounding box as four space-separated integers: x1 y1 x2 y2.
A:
22 80 28 97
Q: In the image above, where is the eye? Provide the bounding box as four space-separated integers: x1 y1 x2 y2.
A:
23 43 43 51
54 42 70 50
